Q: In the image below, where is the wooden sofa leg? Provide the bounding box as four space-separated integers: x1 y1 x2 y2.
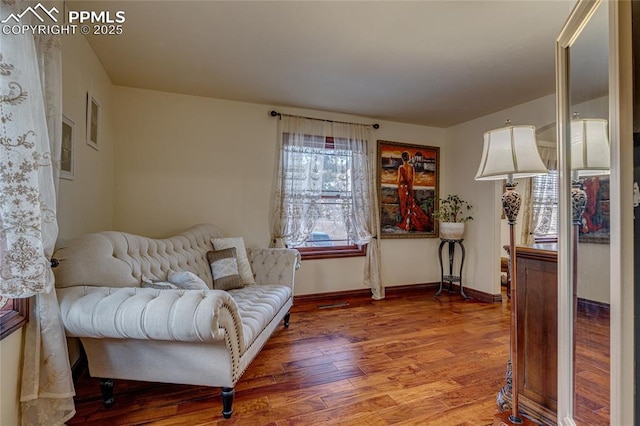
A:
221 387 234 419
100 378 115 408
284 311 291 328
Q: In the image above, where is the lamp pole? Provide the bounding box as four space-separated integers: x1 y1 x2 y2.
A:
503 176 523 424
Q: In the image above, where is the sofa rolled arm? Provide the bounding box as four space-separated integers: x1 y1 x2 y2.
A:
247 248 300 288
57 286 244 345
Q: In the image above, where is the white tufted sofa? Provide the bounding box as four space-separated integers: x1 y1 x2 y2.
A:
53 224 299 419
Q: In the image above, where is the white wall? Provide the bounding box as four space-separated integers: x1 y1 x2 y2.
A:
577 243 610 303
112 85 611 300
449 93 611 303
446 94 557 297
58 33 115 242
0 330 23 426
112 87 448 295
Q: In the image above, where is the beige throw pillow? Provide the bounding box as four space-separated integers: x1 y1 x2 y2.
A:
207 248 245 290
211 237 255 285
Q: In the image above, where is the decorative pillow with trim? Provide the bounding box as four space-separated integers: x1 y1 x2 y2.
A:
206 248 245 290
211 237 256 285
167 270 209 290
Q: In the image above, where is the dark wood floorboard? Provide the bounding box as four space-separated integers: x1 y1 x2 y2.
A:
68 287 609 425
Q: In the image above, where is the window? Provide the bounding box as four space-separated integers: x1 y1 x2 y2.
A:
531 170 558 242
0 296 29 340
282 135 366 259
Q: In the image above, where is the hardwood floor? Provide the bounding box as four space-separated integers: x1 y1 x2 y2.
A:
574 301 611 424
68 287 608 425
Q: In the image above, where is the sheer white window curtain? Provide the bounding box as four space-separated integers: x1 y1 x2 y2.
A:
271 116 383 299
521 142 557 244
0 1 75 424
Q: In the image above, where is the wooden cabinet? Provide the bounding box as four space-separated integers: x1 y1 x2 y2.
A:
515 244 557 425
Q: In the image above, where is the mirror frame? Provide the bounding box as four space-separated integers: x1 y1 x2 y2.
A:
556 1 634 424
556 2 602 423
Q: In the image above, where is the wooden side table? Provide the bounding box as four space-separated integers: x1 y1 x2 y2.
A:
435 238 468 299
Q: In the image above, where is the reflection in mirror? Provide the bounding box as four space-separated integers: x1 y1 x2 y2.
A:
568 1 610 423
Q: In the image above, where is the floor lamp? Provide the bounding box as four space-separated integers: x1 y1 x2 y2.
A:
475 120 548 425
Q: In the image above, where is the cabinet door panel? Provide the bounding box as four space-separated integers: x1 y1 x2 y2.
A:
515 246 558 425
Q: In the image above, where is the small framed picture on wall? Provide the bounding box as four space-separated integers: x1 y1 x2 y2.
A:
60 114 75 180
86 92 100 150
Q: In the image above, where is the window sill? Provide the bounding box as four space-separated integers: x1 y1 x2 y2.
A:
296 245 367 260
534 236 558 244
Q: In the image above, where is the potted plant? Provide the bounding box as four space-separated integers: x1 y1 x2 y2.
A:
433 194 474 239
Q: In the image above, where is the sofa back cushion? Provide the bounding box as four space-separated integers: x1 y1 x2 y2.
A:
54 224 224 289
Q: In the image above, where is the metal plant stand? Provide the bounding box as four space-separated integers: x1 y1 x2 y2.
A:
436 238 468 299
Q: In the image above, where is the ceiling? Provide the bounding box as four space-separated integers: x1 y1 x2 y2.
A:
80 0 580 128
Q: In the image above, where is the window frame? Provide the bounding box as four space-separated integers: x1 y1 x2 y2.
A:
531 170 559 243
0 297 29 340
283 135 367 260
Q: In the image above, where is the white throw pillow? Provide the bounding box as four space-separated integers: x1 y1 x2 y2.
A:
211 237 255 285
141 281 179 290
167 270 209 290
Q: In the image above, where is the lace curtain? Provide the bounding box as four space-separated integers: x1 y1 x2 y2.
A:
521 142 557 244
270 116 329 247
0 1 75 424
270 116 383 299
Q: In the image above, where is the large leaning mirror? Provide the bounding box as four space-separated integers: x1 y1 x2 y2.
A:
568 1 610 424
556 0 611 423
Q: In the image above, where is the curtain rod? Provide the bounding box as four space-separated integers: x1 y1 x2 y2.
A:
270 110 380 129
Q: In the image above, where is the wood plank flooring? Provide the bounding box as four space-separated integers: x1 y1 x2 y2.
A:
68 287 609 425
574 301 611 424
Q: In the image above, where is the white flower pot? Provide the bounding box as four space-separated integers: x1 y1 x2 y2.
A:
440 222 465 240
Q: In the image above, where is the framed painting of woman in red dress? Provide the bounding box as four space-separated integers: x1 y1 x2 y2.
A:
377 140 440 238
578 176 610 243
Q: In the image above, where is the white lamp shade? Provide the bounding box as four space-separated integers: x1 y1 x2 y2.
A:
475 125 548 181
571 118 610 176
